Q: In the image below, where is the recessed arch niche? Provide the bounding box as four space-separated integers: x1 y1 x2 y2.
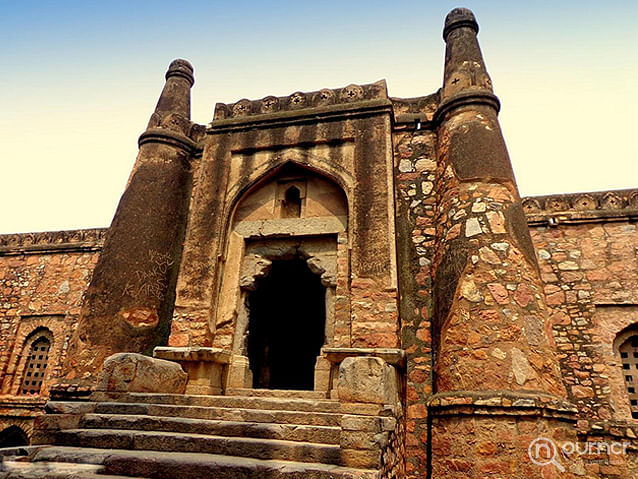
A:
215 163 349 391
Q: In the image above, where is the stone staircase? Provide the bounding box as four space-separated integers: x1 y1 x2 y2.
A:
0 390 398 478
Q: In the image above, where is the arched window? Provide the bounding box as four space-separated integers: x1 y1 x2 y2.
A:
20 335 51 395
281 185 302 218
620 335 638 419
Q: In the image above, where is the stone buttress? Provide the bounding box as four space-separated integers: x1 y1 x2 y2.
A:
428 9 585 478
61 60 201 381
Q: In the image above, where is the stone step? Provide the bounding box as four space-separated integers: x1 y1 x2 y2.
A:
225 388 328 399
0 460 106 479
92 402 343 427
79 413 341 444
55 429 350 466
32 446 379 479
89 392 342 413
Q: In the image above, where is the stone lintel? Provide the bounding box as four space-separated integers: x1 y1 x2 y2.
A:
428 390 578 418
153 347 232 364
208 99 392 133
234 216 346 239
322 347 405 368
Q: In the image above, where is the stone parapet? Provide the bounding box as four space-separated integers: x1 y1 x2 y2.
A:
523 188 638 225
212 80 388 123
0 228 106 256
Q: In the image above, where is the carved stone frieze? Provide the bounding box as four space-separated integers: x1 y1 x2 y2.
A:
212 80 388 121
0 228 107 255
523 188 638 225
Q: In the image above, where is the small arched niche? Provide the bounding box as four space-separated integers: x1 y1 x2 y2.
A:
216 163 348 391
0 426 29 448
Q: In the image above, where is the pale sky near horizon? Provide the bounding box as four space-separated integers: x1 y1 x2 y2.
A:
1 1 637 234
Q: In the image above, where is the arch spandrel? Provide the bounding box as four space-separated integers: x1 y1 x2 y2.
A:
224 144 354 227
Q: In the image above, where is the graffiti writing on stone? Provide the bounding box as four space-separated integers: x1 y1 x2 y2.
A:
122 251 174 301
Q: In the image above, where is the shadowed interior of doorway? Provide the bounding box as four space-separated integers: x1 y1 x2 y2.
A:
247 256 326 390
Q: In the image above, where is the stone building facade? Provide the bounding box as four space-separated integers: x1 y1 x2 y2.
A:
1 8 637 478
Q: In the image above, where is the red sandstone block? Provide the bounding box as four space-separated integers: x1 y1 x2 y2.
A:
407 403 428 419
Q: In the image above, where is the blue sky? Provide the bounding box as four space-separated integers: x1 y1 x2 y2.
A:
1 1 637 233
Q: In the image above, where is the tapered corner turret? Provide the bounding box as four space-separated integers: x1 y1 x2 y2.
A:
61 60 200 381
433 6 563 397
428 11 582 477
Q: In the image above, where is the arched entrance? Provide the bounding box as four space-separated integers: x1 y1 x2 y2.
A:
217 162 349 392
0 426 29 448
247 256 326 390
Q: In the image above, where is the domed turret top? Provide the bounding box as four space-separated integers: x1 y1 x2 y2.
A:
443 7 479 40
165 59 195 86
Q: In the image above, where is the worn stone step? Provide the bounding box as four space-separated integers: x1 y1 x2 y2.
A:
80 413 341 444
93 402 343 427
225 388 328 399
55 429 347 466
0 460 104 479
89 392 342 413
32 446 379 479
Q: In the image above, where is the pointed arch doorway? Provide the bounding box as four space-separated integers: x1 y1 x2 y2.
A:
218 162 349 392
247 256 326 390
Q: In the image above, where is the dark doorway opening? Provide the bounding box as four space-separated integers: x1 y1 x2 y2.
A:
0 426 29 448
247 257 326 390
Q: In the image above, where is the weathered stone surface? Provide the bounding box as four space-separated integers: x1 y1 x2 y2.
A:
337 357 399 405
97 353 187 394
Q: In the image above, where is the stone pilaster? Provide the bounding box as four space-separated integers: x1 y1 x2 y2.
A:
62 60 201 381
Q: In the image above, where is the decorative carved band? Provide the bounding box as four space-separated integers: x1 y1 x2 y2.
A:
523 189 638 225
212 80 388 122
138 128 199 154
433 90 500 124
0 228 107 256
